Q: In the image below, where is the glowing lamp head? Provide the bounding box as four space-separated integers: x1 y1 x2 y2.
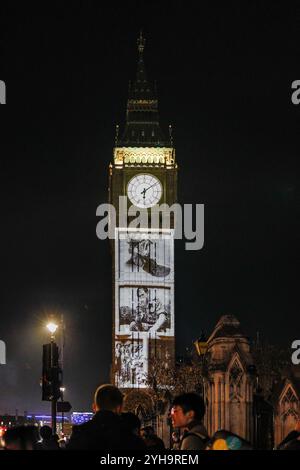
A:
46 322 58 335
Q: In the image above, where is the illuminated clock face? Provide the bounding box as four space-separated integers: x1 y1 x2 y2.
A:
127 174 162 208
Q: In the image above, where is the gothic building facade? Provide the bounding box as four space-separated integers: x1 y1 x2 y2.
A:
203 315 256 442
202 315 299 448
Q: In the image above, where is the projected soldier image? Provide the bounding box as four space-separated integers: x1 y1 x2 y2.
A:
126 238 170 277
117 231 173 283
119 287 171 334
114 340 145 388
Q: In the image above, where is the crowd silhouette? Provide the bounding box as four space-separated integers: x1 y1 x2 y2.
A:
1 384 299 451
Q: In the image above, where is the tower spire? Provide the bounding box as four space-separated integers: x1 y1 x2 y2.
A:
133 30 150 94
137 29 146 57
119 32 171 147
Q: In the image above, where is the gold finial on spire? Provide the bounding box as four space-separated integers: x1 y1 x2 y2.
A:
137 30 146 56
115 124 119 146
169 124 173 146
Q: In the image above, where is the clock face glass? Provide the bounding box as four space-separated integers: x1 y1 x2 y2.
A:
127 174 162 208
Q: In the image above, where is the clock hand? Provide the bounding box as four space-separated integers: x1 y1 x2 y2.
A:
140 188 146 206
140 182 159 195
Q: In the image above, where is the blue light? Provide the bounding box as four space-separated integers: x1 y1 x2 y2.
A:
71 412 93 425
27 415 69 422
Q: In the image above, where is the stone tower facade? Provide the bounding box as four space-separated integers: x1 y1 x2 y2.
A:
204 315 256 442
109 33 177 415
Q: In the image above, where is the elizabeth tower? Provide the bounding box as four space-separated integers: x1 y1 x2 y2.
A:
109 33 177 395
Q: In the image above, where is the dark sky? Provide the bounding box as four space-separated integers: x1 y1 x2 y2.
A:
0 2 299 414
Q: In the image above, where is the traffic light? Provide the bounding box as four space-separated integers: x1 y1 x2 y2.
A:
42 343 62 401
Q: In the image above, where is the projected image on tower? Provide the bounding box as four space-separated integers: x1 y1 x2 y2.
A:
118 286 172 335
114 340 146 388
117 231 173 283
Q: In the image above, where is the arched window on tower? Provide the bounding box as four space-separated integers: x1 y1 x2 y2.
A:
278 384 299 443
229 359 244 401
228 358 245 437
281 385 299 414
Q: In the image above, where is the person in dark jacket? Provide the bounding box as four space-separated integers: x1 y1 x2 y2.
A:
278 420 300 449
120 412 146 450
35 426 60 450
67 384 123 451
140 426 165 451
171 393 209 450
280 436 300 450
67 384 125 450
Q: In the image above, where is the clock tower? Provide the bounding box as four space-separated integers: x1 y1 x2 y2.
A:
109 33 177 399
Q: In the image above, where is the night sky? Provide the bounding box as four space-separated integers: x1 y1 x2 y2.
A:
0 2 299 414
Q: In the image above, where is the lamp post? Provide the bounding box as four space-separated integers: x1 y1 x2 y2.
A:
60 387 66 435
194 333 208 428
60 315 65 436
46 321 59 436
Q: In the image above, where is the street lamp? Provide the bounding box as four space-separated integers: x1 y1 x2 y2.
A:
43 320 60 435
46 322 58 338
42 316 70 437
